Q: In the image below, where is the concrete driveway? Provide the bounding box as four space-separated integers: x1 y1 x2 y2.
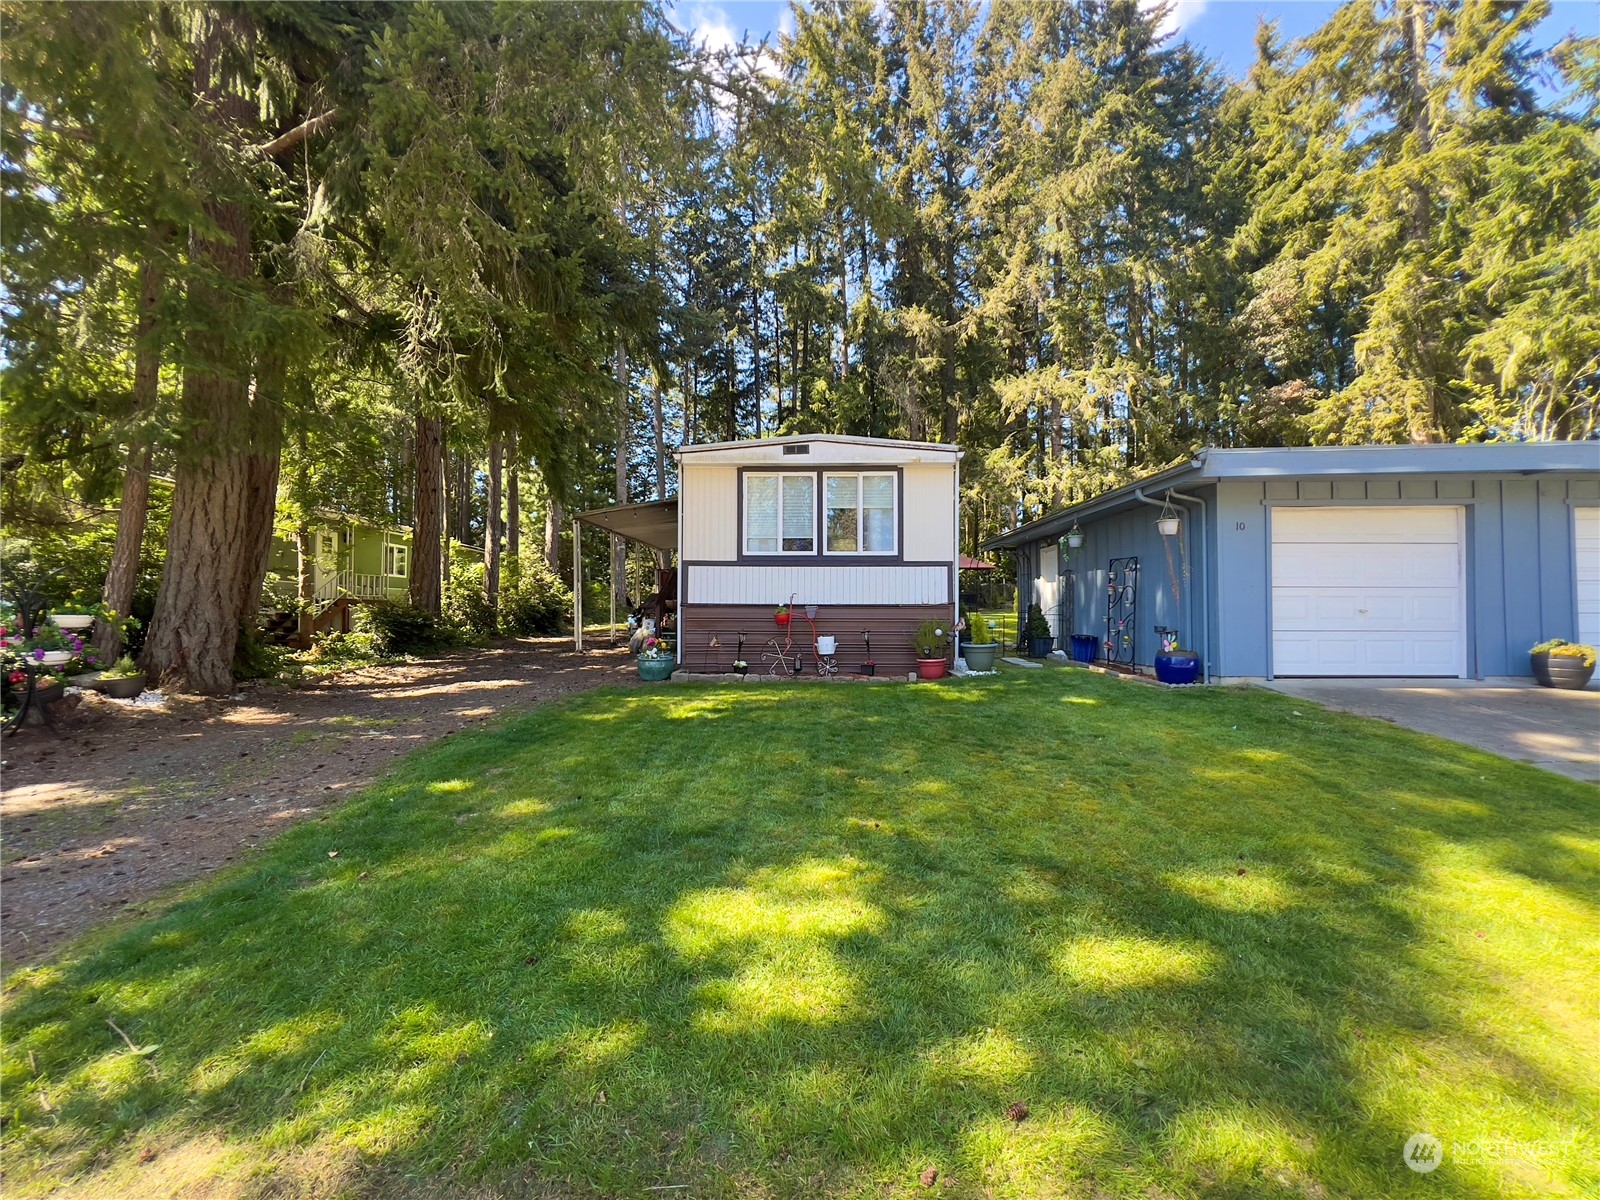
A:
1259 678 1600 783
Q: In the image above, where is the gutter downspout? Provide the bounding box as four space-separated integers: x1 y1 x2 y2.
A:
1135 487 1211 684
953 453 962 667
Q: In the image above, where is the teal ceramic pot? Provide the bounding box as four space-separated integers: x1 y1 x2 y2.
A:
637 657 676 682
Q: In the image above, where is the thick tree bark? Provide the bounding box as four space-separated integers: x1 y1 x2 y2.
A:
142 15 257 695
410 413 444 614
96 248 166 660
505 432 520 586
484 435 503 608
234 334 288 633
545 495 564 577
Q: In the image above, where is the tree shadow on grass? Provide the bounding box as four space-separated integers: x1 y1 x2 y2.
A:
3 673 1596 1198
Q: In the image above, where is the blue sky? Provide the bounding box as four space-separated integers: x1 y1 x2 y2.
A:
669 1 1597 84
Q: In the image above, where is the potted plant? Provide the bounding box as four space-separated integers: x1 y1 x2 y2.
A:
1530 639 1596 690
637 634 676 681
97 654 147 699
774 604 791 627
1024 604 1054 658
1154 644 1202 685
861 630 875 675
1065 524 1085 549
910 619 951 679
963 613 1000 672
733 658 748 676
50 602 100 631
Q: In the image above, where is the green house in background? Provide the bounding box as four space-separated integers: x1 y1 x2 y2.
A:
262 516 481 613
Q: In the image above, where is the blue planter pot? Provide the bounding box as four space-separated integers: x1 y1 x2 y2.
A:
1027 635 1055 659
637 657 676 682
1154 652 1201 685
1069 634 1099 664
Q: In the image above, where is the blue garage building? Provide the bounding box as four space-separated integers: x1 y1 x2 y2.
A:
984 443 1600 682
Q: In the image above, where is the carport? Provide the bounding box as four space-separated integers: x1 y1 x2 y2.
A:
571 498 678 650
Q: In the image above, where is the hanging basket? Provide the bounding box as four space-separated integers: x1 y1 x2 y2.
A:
1066 532 1084 549
1157 516 1181 536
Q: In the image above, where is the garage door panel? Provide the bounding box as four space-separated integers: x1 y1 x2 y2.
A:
1577 509 1600 650
1271 506 1464 677
1271 542 1458 588
1273 505 1459 543
1273 587 1459 631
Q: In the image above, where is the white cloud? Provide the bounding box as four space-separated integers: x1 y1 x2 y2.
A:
673 2 740 54
1142 0 1210 39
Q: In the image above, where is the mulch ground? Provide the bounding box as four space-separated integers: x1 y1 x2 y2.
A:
0 637 638 970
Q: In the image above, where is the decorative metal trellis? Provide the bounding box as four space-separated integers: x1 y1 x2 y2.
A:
1055 567 1075 652
1105 556 1139 665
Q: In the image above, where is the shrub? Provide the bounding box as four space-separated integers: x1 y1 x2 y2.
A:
501 561 572 636
1025 604 1052 640
102 655 141 680
363 601 458 656
965 613 993 644
910 618 952 659
445 562 498 639
1531 639 1598 669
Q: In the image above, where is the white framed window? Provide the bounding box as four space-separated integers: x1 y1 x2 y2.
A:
384 544 409 577
744 472 816 554
824 472 897 555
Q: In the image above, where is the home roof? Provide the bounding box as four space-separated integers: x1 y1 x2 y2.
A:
574 498 679 553
985 442 1600 550
674 434 961 458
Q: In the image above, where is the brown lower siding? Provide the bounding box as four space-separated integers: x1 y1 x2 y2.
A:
679 603 957 677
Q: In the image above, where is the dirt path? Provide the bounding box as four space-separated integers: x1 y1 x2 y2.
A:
0 638 637 969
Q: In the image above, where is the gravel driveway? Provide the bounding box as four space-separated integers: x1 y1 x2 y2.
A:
1 638 637 969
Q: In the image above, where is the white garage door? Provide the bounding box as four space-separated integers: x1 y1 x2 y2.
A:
1576 508 1600 651
1272 506 1465 677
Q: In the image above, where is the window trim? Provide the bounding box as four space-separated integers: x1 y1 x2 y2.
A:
384 543 409 578
742 471 818 557
822 471 899 557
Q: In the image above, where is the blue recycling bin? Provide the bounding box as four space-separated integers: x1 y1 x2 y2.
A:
1069 634 1099 664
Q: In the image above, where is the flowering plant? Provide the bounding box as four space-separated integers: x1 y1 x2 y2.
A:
732 659 748 670
22 620 101 671
638 634 673 661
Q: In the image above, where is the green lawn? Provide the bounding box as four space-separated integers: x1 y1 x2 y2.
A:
3 670 1596 1199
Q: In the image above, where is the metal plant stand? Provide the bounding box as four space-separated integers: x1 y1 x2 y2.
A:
1105 556 1139 666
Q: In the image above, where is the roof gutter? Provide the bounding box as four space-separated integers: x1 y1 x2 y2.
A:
1134 486 1211 684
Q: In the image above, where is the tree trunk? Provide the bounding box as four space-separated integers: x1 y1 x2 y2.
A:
96 247 166 660
234 333 288 634
410 413 444 614
484 435 503 608
545 495 564 577
612 338 629 623
651 373 667 500
505 432 520 587
141 15 256 695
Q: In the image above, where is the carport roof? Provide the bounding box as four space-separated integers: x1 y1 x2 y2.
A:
984 441 1600 550
574 498 678 553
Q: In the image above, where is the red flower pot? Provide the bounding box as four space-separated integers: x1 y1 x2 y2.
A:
916 658 947 680
774 611 791 627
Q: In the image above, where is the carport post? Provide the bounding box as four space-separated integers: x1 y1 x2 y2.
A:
572 517 583 652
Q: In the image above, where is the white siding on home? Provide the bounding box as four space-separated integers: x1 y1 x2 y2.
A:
902 463 956 562
681 465 737 561
686 564 950 606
